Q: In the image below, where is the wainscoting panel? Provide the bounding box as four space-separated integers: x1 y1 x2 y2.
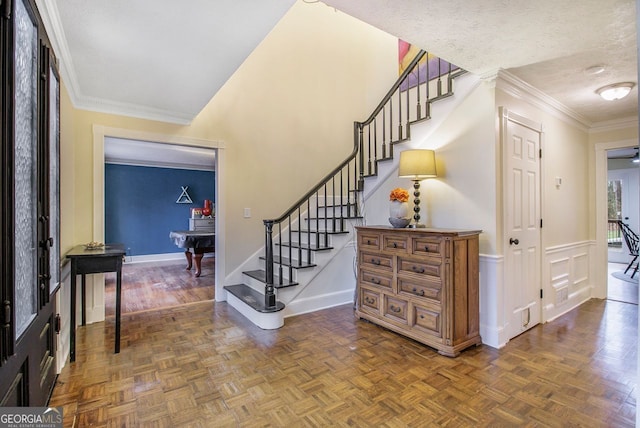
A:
544 241 593 322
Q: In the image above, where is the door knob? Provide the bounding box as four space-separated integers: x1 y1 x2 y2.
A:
509 238 519 245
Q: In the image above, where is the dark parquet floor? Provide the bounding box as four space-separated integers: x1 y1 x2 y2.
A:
49 293 637 427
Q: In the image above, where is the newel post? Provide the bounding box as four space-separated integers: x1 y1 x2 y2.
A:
263 220 276 308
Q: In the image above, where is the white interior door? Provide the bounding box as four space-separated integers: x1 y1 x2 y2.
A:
607 167 640 264
501 108 542 340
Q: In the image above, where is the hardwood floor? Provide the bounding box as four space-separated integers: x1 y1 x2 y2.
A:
608 262 639 305
49 290 636 426
104 258 215 316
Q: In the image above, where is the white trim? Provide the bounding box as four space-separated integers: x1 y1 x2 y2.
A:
123 252 196 264
543 241 594 323
589 116 639 134
92 126 228 319
594 139 639 299
105 158 215 172
35 1 195 125
478 254 504 349
496 70 591 131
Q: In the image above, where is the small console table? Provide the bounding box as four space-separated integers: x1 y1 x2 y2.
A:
65 243 126 362
169 230 215 277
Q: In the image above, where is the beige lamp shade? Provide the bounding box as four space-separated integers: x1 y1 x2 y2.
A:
398 149 437 179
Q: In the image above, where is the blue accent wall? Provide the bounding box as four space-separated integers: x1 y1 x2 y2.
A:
105 164 215 256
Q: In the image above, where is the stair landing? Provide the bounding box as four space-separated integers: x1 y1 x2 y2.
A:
224 284 285 330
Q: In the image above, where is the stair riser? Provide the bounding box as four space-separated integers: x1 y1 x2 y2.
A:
258 247 341 282
304 219 349 233
280 233 331 247
314 205 359 218
244 264 322 287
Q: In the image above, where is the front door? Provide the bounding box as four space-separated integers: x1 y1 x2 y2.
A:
501 108 542 340
0 0 60 406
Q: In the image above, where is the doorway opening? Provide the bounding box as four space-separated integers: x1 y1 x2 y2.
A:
103 137 217 315
91 126 226 323
605 146 639 305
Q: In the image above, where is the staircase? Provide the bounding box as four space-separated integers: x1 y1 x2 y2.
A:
224 50 468 329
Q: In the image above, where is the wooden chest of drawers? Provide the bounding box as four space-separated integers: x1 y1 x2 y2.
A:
355 226 481 357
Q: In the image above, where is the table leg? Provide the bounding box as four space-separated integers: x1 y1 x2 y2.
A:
194 253 203 277
115 263 122 354
81 274 86 326
185 250 193 270
70 267 77 362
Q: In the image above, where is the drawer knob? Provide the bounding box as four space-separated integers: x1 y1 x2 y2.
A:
425 246 429 252
393 242 397 248
372 258 380 265
389 305 401 313
412 266 425 273
365 297 375 304
367 239 371 245
420 314 425 319
372 278 380 284
412 287 425 296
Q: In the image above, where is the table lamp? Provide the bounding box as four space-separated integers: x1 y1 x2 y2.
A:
398 149 437 228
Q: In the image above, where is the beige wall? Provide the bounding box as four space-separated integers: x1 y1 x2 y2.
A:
427 82 498 254
59 1 399 276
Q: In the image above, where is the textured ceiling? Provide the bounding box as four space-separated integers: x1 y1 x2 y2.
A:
322 0 638 125
37 0 637 127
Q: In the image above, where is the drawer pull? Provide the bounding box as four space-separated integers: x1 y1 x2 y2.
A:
393 242 397 248
425 246 430 252
389 305 401 313
364 297 375 304
367 239 371 245
412 266 425 273
412 288 425 296
420 314 425 319
371 277 380 284
371 258 380 265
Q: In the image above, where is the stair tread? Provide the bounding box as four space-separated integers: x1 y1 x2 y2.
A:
223 284 285 313
276 242 333 251
290 229 349 235
317 203 358 208
306 215 362 220
244 269 298 289
259 255 316 269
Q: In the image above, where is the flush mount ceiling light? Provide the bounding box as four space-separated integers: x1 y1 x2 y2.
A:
596 82 635 101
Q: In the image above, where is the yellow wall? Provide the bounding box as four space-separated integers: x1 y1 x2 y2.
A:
59 1 399 275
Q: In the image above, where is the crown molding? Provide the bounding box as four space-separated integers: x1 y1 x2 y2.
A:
495 70 592 132
35 0 194 125
74 95 194 125
588 116 639 134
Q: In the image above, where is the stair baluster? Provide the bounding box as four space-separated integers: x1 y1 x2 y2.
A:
240 49 465 312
